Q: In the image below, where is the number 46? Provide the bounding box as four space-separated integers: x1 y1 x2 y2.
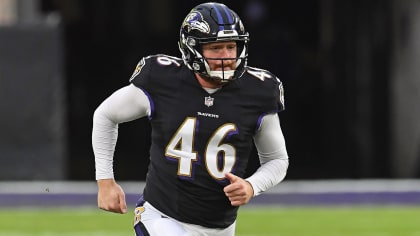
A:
165 117 238 180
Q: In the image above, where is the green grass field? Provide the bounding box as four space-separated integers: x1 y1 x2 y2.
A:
1 206 419 236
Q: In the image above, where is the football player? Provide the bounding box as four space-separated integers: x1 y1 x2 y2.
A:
92 2 289 235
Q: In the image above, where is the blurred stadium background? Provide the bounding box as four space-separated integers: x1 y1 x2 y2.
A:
1 0 420 233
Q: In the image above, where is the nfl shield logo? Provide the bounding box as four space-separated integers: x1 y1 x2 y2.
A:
204 96 214 107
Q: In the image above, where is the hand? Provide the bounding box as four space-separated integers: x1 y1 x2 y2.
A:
97 179 128 214
223 172 254 206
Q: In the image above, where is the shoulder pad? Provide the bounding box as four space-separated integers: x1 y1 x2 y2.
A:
245 66 285 111
245 66 276 82
129 54 183 82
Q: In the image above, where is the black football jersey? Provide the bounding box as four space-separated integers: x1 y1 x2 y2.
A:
130 54 284 228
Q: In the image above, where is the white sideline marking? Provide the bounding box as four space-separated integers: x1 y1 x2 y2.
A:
1 180 420 194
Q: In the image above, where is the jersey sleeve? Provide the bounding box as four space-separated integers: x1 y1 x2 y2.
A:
129 54 185 91
277 78 285 112
129 56 153 89
266 73 285 113
244 66 286 113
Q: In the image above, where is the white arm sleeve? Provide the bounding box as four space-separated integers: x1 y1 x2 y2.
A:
246 113 289 196
92 84 151 180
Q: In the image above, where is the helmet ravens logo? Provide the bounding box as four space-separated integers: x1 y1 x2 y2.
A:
182 11 210 34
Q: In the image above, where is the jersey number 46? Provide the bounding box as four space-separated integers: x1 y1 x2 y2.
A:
165 117 237 180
